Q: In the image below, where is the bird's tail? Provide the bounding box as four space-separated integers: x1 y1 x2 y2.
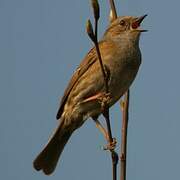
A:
33 121 73 175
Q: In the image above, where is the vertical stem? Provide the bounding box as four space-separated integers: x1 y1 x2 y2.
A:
120 90 130 180
108 2 119 180
102 109 113 142
93 11 118 180
112 151 119 180
109 0 117 20
94 42 109 93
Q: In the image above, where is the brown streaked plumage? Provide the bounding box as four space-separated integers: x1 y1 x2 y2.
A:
33 15 147 175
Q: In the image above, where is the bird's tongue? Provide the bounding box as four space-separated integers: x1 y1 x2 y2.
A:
132 14 147 29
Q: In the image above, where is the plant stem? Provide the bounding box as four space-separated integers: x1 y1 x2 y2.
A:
109 0 117 20
92 2 119 180
120 90 130 180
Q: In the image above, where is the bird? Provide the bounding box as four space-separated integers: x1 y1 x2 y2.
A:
33 15 147 175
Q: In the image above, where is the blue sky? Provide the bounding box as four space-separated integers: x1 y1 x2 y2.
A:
0 0 180 180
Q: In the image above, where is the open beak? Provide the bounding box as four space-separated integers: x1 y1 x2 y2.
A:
132 14 148 32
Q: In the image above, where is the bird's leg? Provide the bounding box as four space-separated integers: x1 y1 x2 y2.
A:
102 111 117 151
98 92 111 112
104 138 117 151
92 118 117 151
82 92 110 104
82 92 116 150
93 118 109 142
99 94 117 151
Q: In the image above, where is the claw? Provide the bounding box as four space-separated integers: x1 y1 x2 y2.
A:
103 138 117 151
97 92 111 111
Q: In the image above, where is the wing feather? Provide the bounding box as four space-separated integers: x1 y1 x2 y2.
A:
56 45 98 119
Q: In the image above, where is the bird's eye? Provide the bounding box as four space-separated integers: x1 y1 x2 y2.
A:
120 20 125 26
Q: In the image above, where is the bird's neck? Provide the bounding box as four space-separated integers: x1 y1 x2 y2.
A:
103 32 140 49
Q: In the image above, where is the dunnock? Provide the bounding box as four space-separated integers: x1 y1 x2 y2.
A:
33 15 147 175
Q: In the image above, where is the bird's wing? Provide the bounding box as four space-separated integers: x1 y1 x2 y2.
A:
56 42 103 119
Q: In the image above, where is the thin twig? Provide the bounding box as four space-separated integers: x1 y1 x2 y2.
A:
87 1 119 180
93 16 118 180
88 0 112 141
94 32 109 94
109 0 117 20
120 90 129 180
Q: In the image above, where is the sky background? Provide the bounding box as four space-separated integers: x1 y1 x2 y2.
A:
0 0 180 180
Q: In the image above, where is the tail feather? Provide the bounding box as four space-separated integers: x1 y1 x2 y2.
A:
33 123 73 175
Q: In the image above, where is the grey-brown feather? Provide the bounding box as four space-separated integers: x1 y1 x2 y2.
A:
33 121 73 175
56 46 100 119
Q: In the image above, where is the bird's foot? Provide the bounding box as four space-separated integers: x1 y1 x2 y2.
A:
103 138 117 151
97 92 111 111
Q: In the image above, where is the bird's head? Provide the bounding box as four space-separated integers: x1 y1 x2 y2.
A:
104 15 147 43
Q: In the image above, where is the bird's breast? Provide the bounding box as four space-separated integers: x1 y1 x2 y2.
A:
105 45 141 105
